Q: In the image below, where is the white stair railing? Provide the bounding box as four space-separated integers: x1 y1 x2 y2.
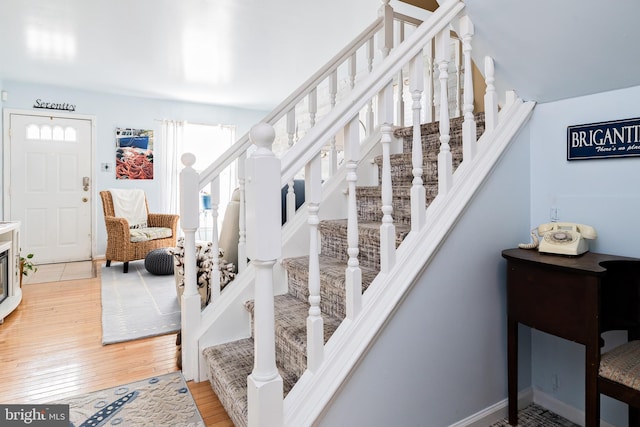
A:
179 0 423 382
180 0 522 424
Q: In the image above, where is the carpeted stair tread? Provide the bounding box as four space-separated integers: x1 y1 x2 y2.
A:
202 337 298 427
371 152 462 187
245 294 343 378
282 254 379 319
319 219 410 270
355 184 438 224
394 112 485 153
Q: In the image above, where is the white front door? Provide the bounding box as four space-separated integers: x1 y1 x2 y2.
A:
9 113 93 264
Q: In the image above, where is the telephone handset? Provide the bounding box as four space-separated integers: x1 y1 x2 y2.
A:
519 222 597 256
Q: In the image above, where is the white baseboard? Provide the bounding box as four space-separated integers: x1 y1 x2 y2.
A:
449 388 533 427
449 387 618 427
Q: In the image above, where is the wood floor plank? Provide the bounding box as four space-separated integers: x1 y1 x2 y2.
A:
0 265 233 426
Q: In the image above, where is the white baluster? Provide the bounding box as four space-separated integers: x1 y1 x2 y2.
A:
306 152 323 372
378 0 393 58
237 152 248 272
505 90 518 108
284 110 297 224
246 123 283 427
453 38 462 118
329 70 338 109
308 88 317 127
366 37 375 73
432 48 441 121
286 181 295 223
484 56 498 132
410 53 426 232
210 178 221 302
328 71 339 176
365 37 375 135
460 16 477 161
379 82 396 273
396 23 406 126
345 116 362 319
436 28 452 194
348 53 357 89
179 153 202 381
286 108 296 147
424 41 435 123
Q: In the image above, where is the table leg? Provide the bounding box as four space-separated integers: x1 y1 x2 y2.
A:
584 344 599 427
508 317 518 425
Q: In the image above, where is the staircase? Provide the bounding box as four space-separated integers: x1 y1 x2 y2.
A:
177 1 536 425
201 113 485 427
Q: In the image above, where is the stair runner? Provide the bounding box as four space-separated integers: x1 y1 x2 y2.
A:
202 113 486 427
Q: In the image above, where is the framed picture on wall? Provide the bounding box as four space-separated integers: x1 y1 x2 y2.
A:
115 128 154 179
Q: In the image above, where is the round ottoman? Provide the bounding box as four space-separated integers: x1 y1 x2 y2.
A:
145 248 174 275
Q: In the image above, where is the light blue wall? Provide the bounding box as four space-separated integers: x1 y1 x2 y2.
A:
529 84 640 427
318 118 532 426
1 80 268 255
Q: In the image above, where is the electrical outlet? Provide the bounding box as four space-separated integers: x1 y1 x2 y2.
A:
552 374 559 392
101 163 112 172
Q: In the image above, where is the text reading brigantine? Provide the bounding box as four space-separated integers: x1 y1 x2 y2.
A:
567 117 640 160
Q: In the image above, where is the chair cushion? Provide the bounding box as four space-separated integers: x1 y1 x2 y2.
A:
599 340 640 391
129 227 172 243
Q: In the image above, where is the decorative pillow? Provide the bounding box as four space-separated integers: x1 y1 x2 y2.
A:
170 237 236 308
130 221 148 230
129 227 172 242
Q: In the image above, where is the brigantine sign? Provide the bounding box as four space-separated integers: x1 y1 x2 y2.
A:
33 98 76 112
567 117 640 160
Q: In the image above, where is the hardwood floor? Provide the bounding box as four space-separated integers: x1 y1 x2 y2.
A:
0 262 233 426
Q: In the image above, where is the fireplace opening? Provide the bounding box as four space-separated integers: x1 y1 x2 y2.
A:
0 247 8 306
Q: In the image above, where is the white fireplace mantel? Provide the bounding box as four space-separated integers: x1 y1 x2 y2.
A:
0 221 21 324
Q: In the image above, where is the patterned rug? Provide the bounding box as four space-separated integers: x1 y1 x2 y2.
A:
53 372 204 426
490 403 579 427
101 260 180 344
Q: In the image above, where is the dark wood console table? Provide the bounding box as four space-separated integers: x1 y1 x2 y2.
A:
502 248 640 427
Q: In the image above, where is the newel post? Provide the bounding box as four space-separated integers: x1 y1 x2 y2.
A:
179 153 202 381
245 123 283 427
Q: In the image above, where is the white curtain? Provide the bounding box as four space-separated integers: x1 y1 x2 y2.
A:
159 120 184 214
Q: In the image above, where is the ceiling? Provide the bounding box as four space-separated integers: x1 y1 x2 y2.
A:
464 0 640 104
2 0 639 112
0 0 385 111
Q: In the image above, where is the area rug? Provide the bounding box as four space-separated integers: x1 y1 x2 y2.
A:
101 260 180 344
53 372 204 426
489 403 578 427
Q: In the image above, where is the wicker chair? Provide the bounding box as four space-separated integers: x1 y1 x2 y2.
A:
100 190 179 273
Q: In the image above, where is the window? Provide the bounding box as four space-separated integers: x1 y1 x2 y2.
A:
182 123 236 234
